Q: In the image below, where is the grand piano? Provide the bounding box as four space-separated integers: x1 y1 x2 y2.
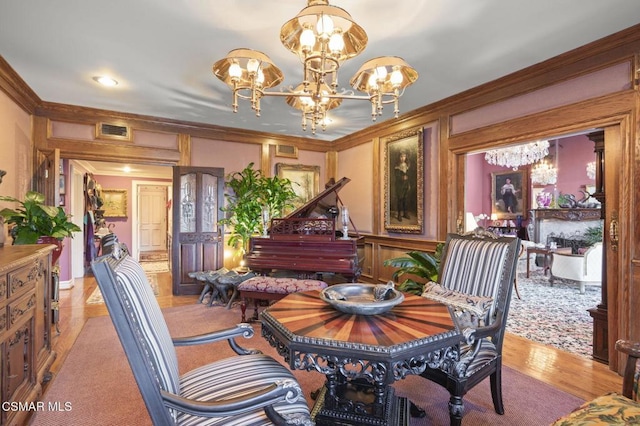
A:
245 177 362 282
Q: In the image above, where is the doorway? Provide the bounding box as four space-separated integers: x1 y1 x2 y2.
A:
132 180 172 261
463 127 615 363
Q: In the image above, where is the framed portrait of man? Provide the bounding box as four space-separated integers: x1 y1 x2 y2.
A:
383 128 423 233
491 169 528 220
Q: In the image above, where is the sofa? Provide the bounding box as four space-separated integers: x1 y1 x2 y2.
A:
549 242 602 293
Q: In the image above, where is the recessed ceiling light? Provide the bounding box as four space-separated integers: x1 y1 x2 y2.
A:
123 165 131 173
93 76 118 87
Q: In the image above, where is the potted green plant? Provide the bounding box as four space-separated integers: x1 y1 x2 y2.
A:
382 244 444 295
220 163 297 256
0 191 81 263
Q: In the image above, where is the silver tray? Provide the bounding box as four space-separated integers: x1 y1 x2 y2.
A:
319 283 404 315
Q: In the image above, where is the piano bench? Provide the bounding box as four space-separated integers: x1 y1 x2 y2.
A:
237 276 328 322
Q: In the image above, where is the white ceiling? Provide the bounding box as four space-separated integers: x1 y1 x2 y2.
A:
2 0 640 145
73 160 172 179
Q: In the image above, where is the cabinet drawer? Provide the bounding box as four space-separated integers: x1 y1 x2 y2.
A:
0 304 6 332
8 260 43 299
0 274 7 303
8 291 36 330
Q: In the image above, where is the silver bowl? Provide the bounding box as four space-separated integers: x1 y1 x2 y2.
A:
319 283 404 315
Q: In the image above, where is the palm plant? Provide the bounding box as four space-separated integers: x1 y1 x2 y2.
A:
383 244 444 295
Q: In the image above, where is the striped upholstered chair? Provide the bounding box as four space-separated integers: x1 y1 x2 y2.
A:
91 246 313 426
417 230 520 426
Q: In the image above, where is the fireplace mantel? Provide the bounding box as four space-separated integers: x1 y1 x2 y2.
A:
529 208 602 244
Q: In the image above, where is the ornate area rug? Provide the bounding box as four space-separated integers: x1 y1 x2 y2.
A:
139 251 168 262
32 304 584 425
86 274 160 304
139 260 169 273
507 270 601 358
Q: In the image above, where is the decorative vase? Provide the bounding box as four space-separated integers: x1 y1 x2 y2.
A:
36 236 64 265
536 192 552 208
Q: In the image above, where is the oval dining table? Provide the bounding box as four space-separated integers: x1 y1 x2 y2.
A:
260 289 464 426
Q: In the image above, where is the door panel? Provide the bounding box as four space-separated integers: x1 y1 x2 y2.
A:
138 185 167 252
172 166 224 295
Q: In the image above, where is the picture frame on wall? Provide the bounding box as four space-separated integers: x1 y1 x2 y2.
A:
491 169 528 220
383 128 424 233
275 163 320 211
102 189 128 218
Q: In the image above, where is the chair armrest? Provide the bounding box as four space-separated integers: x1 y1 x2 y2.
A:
464 314 503 342
615 339 640 400
160 378 304 417
172 323 261 355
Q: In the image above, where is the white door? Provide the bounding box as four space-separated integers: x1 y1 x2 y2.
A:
138 185 167 253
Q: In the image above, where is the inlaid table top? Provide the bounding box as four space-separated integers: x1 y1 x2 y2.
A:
261 290 463 373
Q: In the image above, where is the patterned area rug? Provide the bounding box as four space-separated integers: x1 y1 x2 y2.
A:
139 251 168 262
507 270 600 358
86 274 160 304
139 261 169 273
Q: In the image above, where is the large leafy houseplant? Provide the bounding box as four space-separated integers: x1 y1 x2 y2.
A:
220 163 297 254
382 244 444 295
0 191 81 244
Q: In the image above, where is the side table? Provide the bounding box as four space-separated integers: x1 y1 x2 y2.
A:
526 246 572 277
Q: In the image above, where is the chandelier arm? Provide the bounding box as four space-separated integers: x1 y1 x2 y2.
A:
261 91 372 101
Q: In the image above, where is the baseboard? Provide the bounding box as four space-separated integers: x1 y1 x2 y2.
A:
59 277 75 290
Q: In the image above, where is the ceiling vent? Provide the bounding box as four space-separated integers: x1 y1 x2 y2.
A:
95 122 131 141
275 144 298 159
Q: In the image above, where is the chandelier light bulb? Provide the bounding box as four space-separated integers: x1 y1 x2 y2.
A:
247 58 260 74
367 73 379 90
228 62 242 79
375 66 388 82
300 28 315 50
316 14 334 37
390 68 403 86
256 69 265 85
328 32 344 53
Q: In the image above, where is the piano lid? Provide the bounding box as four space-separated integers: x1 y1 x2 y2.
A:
284 177 350 219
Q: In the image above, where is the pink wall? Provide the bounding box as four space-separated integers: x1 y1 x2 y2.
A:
466 133 597 227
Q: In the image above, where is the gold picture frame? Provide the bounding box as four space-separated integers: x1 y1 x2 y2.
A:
276 163 320 210
491 169 528 220
383 128 424 233
102 189 128 218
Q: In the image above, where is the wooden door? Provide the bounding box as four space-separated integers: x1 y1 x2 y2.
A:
35 148 60 206
172 166 224 295
138 185 168 253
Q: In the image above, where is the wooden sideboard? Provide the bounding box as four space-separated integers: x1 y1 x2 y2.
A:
0 245 56 426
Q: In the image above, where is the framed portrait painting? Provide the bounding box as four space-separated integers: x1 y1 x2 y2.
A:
383 128 423 233
275 163 320 211
102 189 128 218
491 170 528 220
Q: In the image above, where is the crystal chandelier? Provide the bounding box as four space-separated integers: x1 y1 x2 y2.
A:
586 161 596 180
484 140 550 170
212 0 418 134
531 160 557 185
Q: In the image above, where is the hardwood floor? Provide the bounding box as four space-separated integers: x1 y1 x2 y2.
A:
44 270 622 404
